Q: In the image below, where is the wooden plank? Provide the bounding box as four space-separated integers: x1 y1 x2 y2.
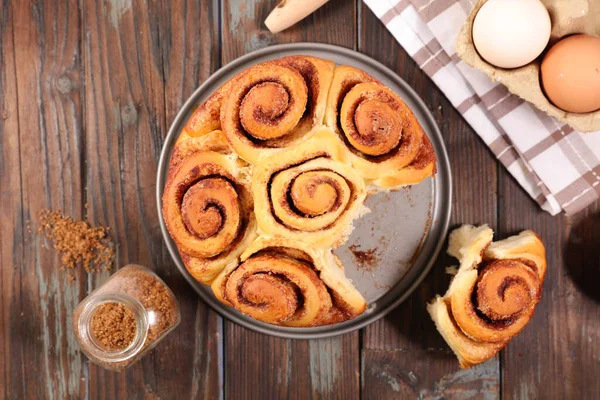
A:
9 0 86 398
362 350 499 399
82 0 221 397
0 2 26 398
222 0 357 61
225 324 361 400
358 3 501 397
498 170 600 399
221 1 360 399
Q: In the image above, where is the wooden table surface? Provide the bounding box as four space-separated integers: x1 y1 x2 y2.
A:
1 0 599 399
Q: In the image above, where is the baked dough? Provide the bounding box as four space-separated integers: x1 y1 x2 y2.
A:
252 128 367 248
211 236 366 326
220 56 335 163
428 225 546 368
162 138 257 283
325 66 436 188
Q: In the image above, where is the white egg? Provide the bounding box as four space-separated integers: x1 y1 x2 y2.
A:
472 0 551 69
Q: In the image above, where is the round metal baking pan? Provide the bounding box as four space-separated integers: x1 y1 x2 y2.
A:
156 43 452 339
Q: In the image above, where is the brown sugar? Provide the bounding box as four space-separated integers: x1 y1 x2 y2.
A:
73 265 180 371
90 302 137 351
99 268 179 344
98 267 180 341
38 209 115 274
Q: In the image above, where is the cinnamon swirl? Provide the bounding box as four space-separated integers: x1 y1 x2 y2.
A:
220 56 334 163
325 66 436 189
211 236 366 326
162 141 257 284
252 129 367 247
428 225 547 368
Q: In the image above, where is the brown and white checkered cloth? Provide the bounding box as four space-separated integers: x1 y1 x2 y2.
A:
364 0 600 215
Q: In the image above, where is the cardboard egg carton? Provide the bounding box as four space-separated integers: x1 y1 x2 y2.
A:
456 0 600 133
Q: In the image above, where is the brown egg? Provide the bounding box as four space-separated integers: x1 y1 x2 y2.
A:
541 34 600 114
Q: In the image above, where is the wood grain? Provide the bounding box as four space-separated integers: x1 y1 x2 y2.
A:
0 2 26 398
82 0 220 398
221 1 360 399
1 0 599 398
362 350 499 399
7 1 87 398
497 169 600 399
225 325 360 400
358 2 501 397
222 0 357 62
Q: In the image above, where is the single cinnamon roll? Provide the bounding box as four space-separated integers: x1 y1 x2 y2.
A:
428 225 547 368
211 236 367 326
162 149 257 284
178 56 333 153
252 129 367 248
220 56 334 163
325 66 436 188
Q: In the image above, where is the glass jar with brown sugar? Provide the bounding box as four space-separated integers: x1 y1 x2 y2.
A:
73 264 180 371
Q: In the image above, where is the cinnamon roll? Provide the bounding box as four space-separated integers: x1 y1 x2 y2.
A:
211 236 366 327
162 145 257 284
219 56 334 163
428 225 547 368
252 129 367 248
325 66 436 189
178 56 334 155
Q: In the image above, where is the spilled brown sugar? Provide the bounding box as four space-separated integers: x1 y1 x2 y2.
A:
90 302 137 351
38 209 115 274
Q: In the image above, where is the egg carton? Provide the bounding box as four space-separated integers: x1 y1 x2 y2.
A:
456 0 600 133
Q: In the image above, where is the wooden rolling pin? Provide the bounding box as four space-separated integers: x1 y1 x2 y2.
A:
265 0 330 33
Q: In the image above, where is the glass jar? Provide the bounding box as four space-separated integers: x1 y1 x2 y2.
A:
73 264 180 371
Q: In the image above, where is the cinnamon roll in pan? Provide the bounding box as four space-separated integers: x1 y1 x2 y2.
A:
325 66 436 189
211 236 366 327
162 137 258 284
193 56 335 163
160 52 444 328
252 129 368 248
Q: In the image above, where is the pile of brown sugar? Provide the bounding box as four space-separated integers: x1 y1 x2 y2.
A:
38 209 115 273
102 267 180 342
90 302 137 351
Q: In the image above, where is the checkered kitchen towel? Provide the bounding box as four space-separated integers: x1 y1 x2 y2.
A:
364 0 600 215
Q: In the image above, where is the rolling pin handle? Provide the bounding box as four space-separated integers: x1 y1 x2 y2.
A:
265 0 330 33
